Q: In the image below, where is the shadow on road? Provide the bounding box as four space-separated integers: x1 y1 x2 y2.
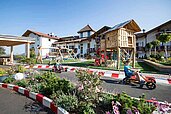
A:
101 78 121 84
101 78 151 90
23 101 55 114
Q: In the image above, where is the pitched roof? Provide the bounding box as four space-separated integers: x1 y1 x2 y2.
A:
22 30 59 40
103 19 141 34
146 20 171 34
77 25 95 33
91 26 111 38
135 33 146 38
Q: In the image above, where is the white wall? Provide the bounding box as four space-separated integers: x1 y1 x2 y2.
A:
29 33 41 56
41 37 57 58
29 33 58 58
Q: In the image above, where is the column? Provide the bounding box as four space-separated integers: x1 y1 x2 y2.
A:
10 46 14 63
26 43 30 58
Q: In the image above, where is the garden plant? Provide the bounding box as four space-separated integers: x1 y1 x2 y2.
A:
2 67 170 114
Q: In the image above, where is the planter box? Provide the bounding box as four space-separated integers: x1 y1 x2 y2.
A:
143 59 171 73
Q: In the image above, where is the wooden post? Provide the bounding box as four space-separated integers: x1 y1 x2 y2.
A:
26 42 30 58
117 47 120 69
10 46 14 63
132 48 136 68
104 36 107 66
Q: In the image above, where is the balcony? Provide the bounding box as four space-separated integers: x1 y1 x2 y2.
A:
136 46 145 51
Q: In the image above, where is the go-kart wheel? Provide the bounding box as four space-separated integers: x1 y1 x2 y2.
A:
148 78 156 84
146 82 156 90
123 78 130 84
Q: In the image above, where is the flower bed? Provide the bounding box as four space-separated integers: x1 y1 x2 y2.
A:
2 67 171 114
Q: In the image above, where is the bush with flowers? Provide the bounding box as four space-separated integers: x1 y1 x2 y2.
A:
2 69 171 114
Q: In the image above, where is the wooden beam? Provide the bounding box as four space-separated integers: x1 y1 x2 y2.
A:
117 47 121 69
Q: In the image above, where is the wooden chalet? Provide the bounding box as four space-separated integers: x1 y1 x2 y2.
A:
100 19 141 69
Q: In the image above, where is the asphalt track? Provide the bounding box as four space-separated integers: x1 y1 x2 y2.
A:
59 72 171 102
0 87 55 114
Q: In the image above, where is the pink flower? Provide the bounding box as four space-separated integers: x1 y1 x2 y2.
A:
78 84 84 91
105 111 110 114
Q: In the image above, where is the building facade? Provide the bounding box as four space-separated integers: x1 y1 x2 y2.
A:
52 25 96 58
22 30 59 58
136 20 171 58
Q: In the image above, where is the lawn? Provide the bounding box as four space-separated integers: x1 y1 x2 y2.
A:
62 60 162 73
43 58 79 65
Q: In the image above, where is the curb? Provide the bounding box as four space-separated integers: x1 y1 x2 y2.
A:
0 83 69 114
25 65 171 85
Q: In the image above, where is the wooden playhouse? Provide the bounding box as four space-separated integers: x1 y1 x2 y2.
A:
100 19 141 69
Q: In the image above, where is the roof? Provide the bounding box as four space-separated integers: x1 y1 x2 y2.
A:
77 25 95 33
91 26 111 38
146 20 171 34
135 33 146 38
0 34 35 46
22 30 59 40
59 36 79 41
53 38 88 44
103 19 141 34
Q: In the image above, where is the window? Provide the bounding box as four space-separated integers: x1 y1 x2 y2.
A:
136 43 139 46
49 39 51 41
37 37 39 41
128 37 132 44
87 31 90 37
87 43 90 48
80 33 83 38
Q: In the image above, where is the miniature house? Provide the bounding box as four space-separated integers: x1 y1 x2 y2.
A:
100 20 141 69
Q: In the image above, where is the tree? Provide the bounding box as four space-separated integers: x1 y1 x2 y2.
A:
157 33 171 59
145 42 153 56
151 40 160 56
0 47 6 55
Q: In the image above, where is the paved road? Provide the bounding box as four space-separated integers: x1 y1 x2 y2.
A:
0 87 54 114
59 72 171 102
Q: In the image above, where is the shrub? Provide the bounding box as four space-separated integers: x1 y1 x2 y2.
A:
52 92 78 112
6 65 26 75
15 79 28 88
0 68 6 76
2 76 15 83
26 72 74 97
75 69 102 113
150 54 156 58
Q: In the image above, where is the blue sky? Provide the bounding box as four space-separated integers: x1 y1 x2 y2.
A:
0 0 171 54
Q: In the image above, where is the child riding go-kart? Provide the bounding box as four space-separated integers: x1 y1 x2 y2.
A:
123 71 156 89
52 60 63 73
123 60 156 90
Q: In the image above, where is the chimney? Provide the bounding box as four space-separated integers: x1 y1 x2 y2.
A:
142 29 145 33
50 33 54 37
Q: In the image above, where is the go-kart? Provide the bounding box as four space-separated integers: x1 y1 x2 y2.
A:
122 71 156 90
52 63 63 73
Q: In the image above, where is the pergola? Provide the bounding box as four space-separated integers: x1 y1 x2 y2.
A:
0 34 35 63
